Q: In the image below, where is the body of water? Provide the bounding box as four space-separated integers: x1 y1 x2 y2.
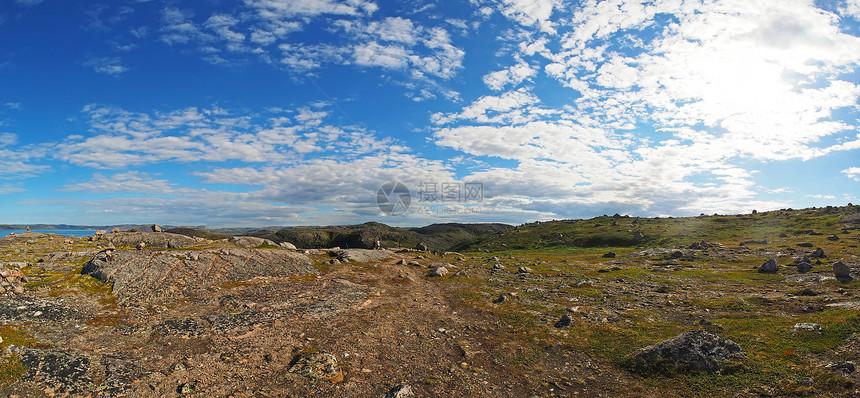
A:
1 229 98 238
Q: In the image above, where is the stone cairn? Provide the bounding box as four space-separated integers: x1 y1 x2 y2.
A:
0 267 28 295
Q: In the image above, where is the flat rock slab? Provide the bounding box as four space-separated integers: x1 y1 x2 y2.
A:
108 232 201 249
82 248 317 307
12 346 92 394
329 249 392 263
784 274 836 283
0 297 81 322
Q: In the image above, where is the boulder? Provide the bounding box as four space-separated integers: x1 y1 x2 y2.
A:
834 261 852 281
331 249 391 263
109 232 199 249
810 247 825 258
602 252 617 258
229 236 276 248
279 241 297 250
386 384 415 398
793 323 822 332
288 351 343 383
428 266 449 277
82 248 316 307
634 231 645 241
414 242 429 252
797 262 812 273
758 258 779 274
151 224 162 233
627 330 744 374
554 314 573 328
827 235 841 241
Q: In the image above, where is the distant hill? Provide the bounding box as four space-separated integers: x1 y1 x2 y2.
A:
247 222 512 251
458 205 860 252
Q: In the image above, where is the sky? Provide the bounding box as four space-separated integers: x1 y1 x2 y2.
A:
1 0 859 228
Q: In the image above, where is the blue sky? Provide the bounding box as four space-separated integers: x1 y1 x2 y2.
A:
1 0 859 227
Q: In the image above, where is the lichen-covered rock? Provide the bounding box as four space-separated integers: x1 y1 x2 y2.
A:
289 351 343 383
627 330 744 374
229 236 276 248
109 232 199 249
82 248 316 307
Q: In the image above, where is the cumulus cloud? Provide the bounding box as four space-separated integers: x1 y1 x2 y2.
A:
482 60 536 90
843 167 860 180
422 0 860 217
153 2 463 92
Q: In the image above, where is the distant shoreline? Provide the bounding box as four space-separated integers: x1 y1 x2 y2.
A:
0 230 98 238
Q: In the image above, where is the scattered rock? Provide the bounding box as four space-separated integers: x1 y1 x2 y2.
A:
810 247 826 258
554 314 573 328
0 267 28 295
602 252 617 258
797 242 814 248
414 242 429 252
634 231 645 241
825 361 856 374
833 261 852 281
493 294 507 304
289 351 343 383
827 235 841 241
111 227 121 233
279 241 297 250
491 263 505 271
627 330 744 374
428 266 449 277
779 233 788 238
793 323 822 332
797 262 812 273
758 258 779 274
136 242 145 250
517 266 533 274
177 380 198 394
151 224 162 233
387 384 415 398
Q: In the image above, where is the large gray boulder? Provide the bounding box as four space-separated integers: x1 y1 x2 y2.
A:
628 330 744 374
82 248 316 307
329 249 391 263
109 232 199 249
758 258 779 274
229 236 276 248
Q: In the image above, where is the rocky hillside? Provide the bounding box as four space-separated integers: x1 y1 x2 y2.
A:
0 206 857 397
247 221 511 251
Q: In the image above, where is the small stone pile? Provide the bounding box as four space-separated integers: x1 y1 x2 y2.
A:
0 267 28 295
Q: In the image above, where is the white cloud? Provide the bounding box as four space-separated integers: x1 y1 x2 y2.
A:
842 0 860 19
482 0 560 33
0 133 17 147
245 0 378 18
843 167 860 180
0 184 25 195
483 60 536 90
5 103 21 110
431 88 545 125
56 104 399 168
86 57 129 76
